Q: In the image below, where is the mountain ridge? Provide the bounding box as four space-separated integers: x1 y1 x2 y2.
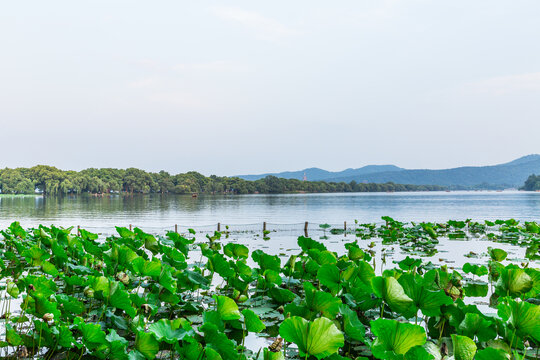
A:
236 155 540 188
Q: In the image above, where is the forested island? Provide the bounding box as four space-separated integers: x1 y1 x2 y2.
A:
0 166 446 195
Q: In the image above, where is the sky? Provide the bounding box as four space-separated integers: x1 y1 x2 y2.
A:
1 0 539 176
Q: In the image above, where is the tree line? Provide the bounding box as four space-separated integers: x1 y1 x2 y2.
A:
0 165 446 195
521 174 540 191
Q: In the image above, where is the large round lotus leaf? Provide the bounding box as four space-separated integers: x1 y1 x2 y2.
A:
372 276 414 316
451 334 476 360
497 298 540 343
370 318 427 358
279 316 344 359
495 267 533 297
215 295 241 321
475 348 510 360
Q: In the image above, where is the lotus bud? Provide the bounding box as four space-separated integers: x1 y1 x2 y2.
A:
18 346 29 358
43 313 54 322
117 272 130 285
84 286 95 298
141 304 151 314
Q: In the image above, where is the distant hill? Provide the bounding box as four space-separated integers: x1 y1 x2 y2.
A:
237 155 540 188
237 165 403 181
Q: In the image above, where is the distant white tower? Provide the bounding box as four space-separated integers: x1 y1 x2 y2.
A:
303 172 307 181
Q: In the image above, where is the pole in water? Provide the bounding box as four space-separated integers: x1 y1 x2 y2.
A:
175 224 178 233
263 222 267 233
344 221 347 237
217 223 221 232
77 225 80 236
129 224 132 231
304 221 309 237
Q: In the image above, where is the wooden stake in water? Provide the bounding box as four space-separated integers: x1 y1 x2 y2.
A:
77 225 80 236
175 224 178 233
129 224 132 231
304 221 309 237
217 223 221 232
263 222 267 233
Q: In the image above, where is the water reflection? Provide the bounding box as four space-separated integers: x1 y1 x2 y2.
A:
0 192 539 232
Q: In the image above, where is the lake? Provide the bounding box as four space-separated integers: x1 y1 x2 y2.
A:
0 191 539 234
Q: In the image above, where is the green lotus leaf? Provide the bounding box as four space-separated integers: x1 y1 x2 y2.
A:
488 248 508 262
204 347 222 360
204 311 225 332
55 294 85 317
495 266 533 297
370 318 427 358
317 263 341 293
91 276 111 298
109 283 136 318
497 298 540 342
462 263 488 277
398 273 453 317
148 319 189 344
138 230 159 255
475 348 510 360
53 325 75 348
33 292 61 320
269 286 297 305
372 276 414 316
523 267 540 298
22 245 50 266
242 309 266 333
106 329 128 345
309 250 338 265
215 295 241 321
463 283 488 297
200 323 239 360
298 236 326 252
208 253 235 278
451 334 476 360
132 258 161 277
135 331 159 360
339 304 365 342
7 282 19 298
345 242 364 261
398 256 422 271
6 324 22 346
41 260 60 276
264 269 282 286
116 226 135 239
263 347 285 360
304 282 342 318
404 345 434 360
159 265 177 294
162 246 187 269
279 316 344 359
224 243 249 259
78 319 107 350
252 250 281 272
458 313 496 342
128 350 147 360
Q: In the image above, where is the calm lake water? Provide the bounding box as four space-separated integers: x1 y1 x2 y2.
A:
0 191 539 233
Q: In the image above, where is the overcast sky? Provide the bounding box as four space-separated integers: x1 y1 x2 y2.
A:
1 1 539 176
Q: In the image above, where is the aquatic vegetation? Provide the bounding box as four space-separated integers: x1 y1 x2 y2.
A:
0 218 538 359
